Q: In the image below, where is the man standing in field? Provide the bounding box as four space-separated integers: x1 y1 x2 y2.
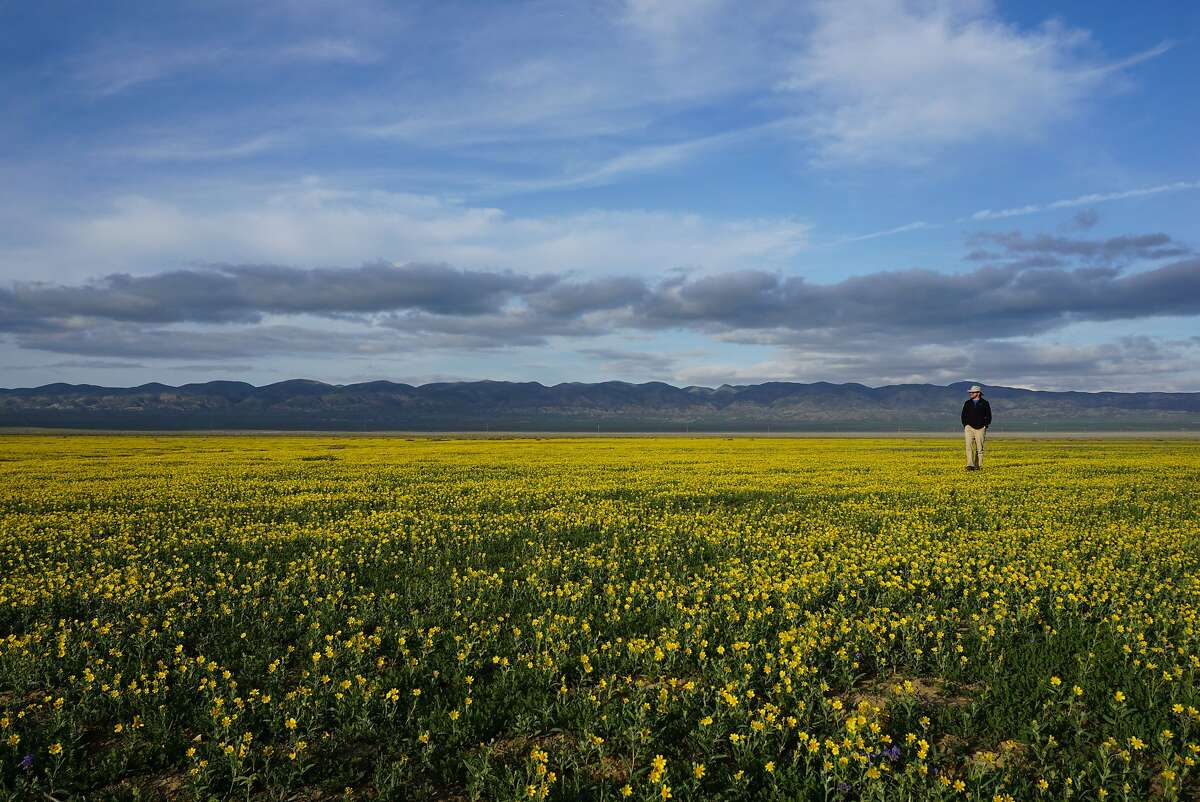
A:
962 385 991 471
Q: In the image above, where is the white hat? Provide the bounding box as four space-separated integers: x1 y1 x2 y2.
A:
969 385 982 393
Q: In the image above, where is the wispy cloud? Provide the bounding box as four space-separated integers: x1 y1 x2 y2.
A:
468 121 788 196
825 221 935 246
831 180 1200 246
349 4 748 148
1075 40 1174 76
969 180 1200 221
72 37 381 98
75 44 234 97
275 38 382 65
47 0 1174 193
107 134 287 163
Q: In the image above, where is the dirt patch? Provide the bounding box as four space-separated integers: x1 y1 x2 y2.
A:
99 770 189 800
0 688 48 708
583 753 632 784
481 731 574 761
964 739 1029 772
845 674 983 714
478 731 631 784
936 733 969 755
930 734 1031 783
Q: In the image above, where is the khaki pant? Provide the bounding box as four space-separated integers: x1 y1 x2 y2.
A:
964 425 986 468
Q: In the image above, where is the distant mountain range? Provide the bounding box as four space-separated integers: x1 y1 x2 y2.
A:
2 379 1198 431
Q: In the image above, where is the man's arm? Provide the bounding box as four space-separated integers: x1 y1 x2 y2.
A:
961 401 969 427
983 401 992 427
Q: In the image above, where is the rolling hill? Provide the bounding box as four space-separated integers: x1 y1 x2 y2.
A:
2 380 1198 431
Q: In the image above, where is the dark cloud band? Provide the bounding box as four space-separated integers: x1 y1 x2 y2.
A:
0 261 554 329
2 231 1198 359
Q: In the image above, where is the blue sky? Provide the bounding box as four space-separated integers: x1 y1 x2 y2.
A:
1 0 1198 391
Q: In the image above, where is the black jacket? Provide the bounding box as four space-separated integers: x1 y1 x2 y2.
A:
961 398 992 429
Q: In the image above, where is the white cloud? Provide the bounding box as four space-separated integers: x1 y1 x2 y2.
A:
781 0 1165 165
671 358 797 387
620 0 729 56
6 179 809 282
671 335 1200 392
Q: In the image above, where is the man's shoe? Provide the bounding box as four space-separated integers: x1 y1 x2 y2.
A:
965 465 976 471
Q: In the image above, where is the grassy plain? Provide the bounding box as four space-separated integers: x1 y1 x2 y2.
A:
1 435 1198 800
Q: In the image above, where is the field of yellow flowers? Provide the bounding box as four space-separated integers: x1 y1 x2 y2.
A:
1 434 1198 801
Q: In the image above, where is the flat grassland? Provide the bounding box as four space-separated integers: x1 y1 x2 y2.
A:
1 436 1198 800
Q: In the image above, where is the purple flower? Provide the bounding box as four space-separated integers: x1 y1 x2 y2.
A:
19 753 34 770
869 745 902 762
837 781 851 792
